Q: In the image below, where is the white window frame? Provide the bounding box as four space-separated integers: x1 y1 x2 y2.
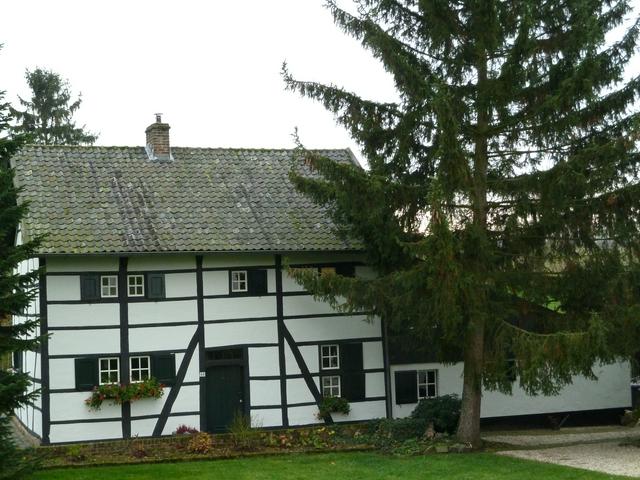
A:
417 369 438 399
321 375 341 398
231 270 248 293
99 357 120 385
101 275 118 298
128 275 145 297
129 355 151 383
320 344 340 370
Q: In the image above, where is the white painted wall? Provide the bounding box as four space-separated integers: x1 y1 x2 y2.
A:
366 372 386 398
48 329 120 356
130 385 199 417
287 404 323 426
204 320 278 347
203 297 277 320
248 347 280 377
250 408 282 428
203 271 229 296
128 255 195 271
47 256 118 273
50 421 122 443
128 300 197 325
390 361 633 419
48 303 120 328
250 380 282 406
129 325 197 352
47 275 81 301
284 316 380 343
165 273 197 298
202 254 274 268
50 392 122 422
287 377 320 404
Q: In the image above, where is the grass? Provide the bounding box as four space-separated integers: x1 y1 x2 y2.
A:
32 451 631 480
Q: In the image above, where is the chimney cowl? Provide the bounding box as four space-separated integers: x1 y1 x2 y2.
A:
145 114 172 161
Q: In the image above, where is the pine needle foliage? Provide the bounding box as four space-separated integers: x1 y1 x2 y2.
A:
10 68 97 145
284 1 640 444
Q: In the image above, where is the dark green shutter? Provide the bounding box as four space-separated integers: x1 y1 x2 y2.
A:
395 370 418 404
147 273 166 299
80 274 100 301
340 343 365 401
248 269 268 296
152 353 176 386
336 264 356 277
75 357 98 390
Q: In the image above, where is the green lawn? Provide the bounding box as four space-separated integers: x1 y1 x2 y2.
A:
33 451 630 480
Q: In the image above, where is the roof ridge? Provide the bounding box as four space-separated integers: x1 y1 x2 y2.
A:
20 144 351 152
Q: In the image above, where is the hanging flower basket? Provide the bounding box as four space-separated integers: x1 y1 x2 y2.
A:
85 377 164 410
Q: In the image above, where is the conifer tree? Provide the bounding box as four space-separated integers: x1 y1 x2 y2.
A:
285 1 640 445
11 68 97 145
0 46 43 478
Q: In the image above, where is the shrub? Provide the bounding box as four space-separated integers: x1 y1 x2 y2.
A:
410 394 461 434
186 432 213 454
229 412 261 450
374 417 428 442
317 397 350 420
174 424 199 435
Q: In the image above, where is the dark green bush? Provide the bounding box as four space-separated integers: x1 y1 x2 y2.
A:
374 417 427 442
410 394 461 434
317 397 350 420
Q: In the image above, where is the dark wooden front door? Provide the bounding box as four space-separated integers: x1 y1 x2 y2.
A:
205 364 245 432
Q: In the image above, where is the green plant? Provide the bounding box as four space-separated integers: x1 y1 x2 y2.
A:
411 395 461 434
129 437 148 459
229 412 261 450
186 432 213 454
64 444 86 462
317 397 350 420
85 377 164 410
374 418 428 442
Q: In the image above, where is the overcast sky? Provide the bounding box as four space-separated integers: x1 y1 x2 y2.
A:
1 1 638 166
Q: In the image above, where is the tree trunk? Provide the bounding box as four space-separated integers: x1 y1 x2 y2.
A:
456 317 485 447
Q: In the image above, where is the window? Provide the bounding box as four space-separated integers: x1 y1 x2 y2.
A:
417 369 437 399
99 357 120 384
130 356 151 382
101 275 118 298
322 375 341 397
128 275 145 297
231 271 248 292
320 344 339 370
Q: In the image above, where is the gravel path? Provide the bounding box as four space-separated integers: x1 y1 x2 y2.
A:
498 442 640 478
484 426 640 447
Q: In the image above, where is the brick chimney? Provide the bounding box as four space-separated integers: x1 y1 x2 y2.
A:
145 114 172 161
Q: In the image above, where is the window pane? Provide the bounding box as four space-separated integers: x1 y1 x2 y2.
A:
418 385 427 398
428 385 436 398
427 371 436 383
418 371 426 384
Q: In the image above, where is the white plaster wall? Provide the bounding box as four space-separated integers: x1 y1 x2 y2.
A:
287 377 319 404
165 273 197 298
287 404 323 426
250 408 282 428
366 372 386 398
335 400 386 422
50 392 122 421
162 415 200 436
390 361 633 419
250 380 281 406
179 351 201 383
203 254 274 268
128 300 197 325
47 256 118 273
285 316 380 343
363 342 384 370
204 321 278 347
24 350 40 379
282 270 306 292
285 344 320 375
130 385 199 417
49 358 76 389
50 421 122 443
203 271 229 296
283 295 340 316
32 409 42 437
47 275 81 301
128 255 195 271
248 347 280 377
129 325 196 352
130 418 157 437
48 303 119 328
49 329 120 356
203 297 277 320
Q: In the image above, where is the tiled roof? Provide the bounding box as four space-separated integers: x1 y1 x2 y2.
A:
12 146 361 254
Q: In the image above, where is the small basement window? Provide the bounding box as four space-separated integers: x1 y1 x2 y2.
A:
320 344 339 370
321 375 341 397
130 356 151 382
417 369 437 399
231 271 248 292
101 275 118 298
99 357 120 384
128 275 145 297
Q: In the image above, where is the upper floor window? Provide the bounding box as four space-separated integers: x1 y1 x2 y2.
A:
128 275 145 297
231 270 248 292
417 369 437 399
321 344 339 370
99 357 120 384
101 275 118 298
130 356 151 382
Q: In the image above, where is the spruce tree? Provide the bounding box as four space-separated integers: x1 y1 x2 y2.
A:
0 47 43 478
11 68 97 145
284 1 640 445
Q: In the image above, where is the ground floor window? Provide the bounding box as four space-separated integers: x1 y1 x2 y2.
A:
321 375 341 397
130 356 151 382
417 369 438 399
99 357 120 384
